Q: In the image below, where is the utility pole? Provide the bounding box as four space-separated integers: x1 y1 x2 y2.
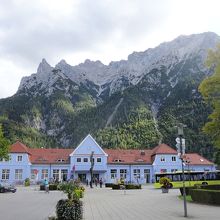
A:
175 123 187 217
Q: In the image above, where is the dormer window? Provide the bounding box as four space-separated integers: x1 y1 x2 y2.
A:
77 158 81 163
17 155 23 162
172 156 176 162
57 159 65 162
160 156 165 162
97 158 101 163
114 159 122 162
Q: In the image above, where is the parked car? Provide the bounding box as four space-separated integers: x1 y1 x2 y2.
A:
0 183 17 193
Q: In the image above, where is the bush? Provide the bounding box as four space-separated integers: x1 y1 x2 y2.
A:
159 177 171 189
75 189 83 199
200 184 220 190
105 183 114 188
24 178 30 187
125 184 141 189
49 184 58 190
40 184 58 191
189 189 220 205
112 184 141 190
56 199 83 220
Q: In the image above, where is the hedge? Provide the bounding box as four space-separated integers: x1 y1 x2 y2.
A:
112 184 141 190
40 184 58 191
200 185 220 190
189 189 220 205
105 183 114 188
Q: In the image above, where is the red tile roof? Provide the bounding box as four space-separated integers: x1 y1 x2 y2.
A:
29 148 73 164
151 143 177 155
8 142 214 165
184 153 214 165
104 149 153 164
10 141 31 154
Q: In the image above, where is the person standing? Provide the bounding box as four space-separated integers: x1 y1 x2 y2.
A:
44 179 49 193
99 178 103 188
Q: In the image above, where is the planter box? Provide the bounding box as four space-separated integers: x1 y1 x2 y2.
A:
162 188 169 193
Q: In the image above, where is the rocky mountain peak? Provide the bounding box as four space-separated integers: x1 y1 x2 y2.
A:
37 58 53 74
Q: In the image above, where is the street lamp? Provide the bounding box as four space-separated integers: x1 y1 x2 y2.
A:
175 123 188 217
90 151 94 188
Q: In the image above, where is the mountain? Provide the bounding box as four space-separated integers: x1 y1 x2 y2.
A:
0 32 219 159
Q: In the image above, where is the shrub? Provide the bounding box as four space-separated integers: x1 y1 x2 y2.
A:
40 184 58 191
112 184 141 190
49 184 58 190
56 199 83 220
159 177 171 189
200 184 220 190
24 178 30 187
105 183 114 188
75 189 83 199
112 184 121 190
125 184 141 189
189 189 220 205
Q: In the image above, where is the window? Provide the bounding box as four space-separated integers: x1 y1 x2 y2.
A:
31 169 37 180
17 155 23 162
83 158 88 162
172 156 176 162
57 159 65 162
97 158 101 163
41 169 48 179
110 169 117 179
15 169 23 180
133 169 140 179
76 158 81 162
120 169 127 179
2 169 10 180
160 169 167 173
53 169 59 181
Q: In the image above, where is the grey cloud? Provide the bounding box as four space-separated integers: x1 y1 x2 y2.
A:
0 0 172 68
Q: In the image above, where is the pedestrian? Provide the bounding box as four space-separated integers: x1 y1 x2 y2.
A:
86 179 89 186
99 178 103 188
44 179 49 193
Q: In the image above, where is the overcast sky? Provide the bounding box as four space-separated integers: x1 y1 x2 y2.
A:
0 0 220 98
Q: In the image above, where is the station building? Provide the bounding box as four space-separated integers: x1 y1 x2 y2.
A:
0 134 215 184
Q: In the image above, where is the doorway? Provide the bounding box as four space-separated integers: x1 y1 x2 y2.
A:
78 173 87 183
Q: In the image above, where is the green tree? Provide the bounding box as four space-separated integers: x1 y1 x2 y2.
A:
199 43 220 148
0 124 10 160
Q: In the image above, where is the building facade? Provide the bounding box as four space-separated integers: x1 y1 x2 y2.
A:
0 134 216 184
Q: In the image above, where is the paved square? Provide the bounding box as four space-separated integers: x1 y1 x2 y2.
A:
0 186 65 220
83 185 220 220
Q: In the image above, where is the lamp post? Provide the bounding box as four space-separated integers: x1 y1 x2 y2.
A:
90 151 94 188
176 123 187 217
